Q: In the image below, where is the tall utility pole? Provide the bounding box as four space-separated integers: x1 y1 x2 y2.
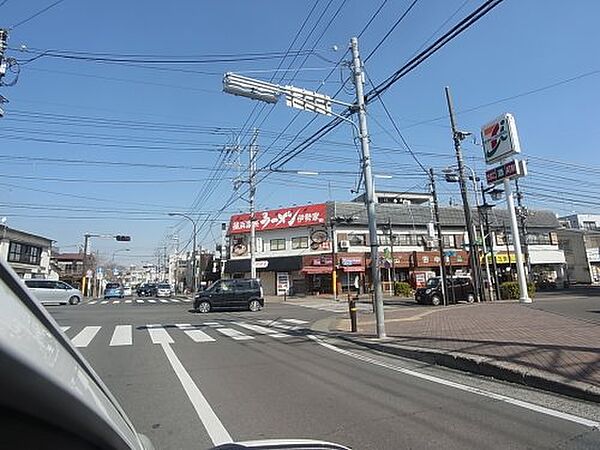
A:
249 129 258 279
514 179 531 280
444 87 483 302
81 233 91 297
430 168 449 306
330 202 338 301
481 186 501 301
350 37 385 338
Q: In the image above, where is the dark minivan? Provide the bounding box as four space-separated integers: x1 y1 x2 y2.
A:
193 278 264 313
415 276 476 306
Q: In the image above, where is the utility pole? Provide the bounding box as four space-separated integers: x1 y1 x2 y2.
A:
481 185 501 301
331 202 338 301
81 233 91 297
220 222 227 278
444 87 483 302
430 168 449 306
351 37 385 338
249 129 258 279
514 179 531 280
387 217 396 283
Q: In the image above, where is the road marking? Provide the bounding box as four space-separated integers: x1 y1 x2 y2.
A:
176 324 215 343
203 322 221 327
160 299 169 303
258 319 296 330
109 325 133 346
170 298 180 303
136 299 144 304
60 326 71 332
71 326 101 347
112 300 120 304
181 298 192 303
125 299 132 304
146 324 174 344
281 319 308 325
234 322 288 338
216 328 254 341
159 342 232 445
308 335 600 429
100 300 109 305
148 299 156 303
88 300 97 305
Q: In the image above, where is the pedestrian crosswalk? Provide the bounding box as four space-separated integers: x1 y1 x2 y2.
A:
60 318 310 349
285 298 394 313
81 297 192 306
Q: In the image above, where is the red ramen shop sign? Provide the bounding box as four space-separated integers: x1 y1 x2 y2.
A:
229 203 326 234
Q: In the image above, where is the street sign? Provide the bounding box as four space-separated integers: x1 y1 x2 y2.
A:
481 113 521 165
486 159 527 186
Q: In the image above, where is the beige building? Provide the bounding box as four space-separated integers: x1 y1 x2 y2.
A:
0 226 53 278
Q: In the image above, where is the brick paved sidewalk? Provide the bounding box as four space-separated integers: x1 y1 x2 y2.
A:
334 302 600 390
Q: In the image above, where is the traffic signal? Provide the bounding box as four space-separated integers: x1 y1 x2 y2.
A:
115 235 131 242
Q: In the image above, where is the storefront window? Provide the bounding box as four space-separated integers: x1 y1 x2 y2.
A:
291 236 309 249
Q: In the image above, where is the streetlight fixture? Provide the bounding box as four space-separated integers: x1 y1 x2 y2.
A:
223 37 387 338
168 213 198 294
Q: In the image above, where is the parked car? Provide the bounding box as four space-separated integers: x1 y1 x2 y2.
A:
24 279 82 305
415 276 476 306
194 278 264 313
136 283 156 297
122 285 133 296
156 283 172 297
104 282 124 299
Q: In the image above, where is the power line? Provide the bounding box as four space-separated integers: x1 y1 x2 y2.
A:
10 0 66 29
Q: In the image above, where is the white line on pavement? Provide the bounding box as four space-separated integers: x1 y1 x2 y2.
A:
234 322 288 338
136 299 144 304
176 324 215 343
148 299 156 303
125 299 132 304
71 326 101 348
159 343 232 445
109 325 133 347
281 319 308 324
203 322 221 327
100 300 109 305
170 298 180 303
258 320 296 330
112 300 120 304
146 324 174 344
216 328 254 341
88 301 97 305
160 299 169 303
308 335 600 429
60 326 70 332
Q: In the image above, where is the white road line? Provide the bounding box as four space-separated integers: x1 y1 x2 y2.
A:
308 335 600 429
258 320 296 331
160 299 169 303
235 322 288 338
181 298 192 303
88 301 97 305
203 322 221 327
71 326 101 348
100 300 109 305
148 299 156 303
281 319 308 325
176 324 215 343
112 300 120 304
136 299 144 304
146 324 174 344
125 299 132 304
170 298 180 303
159 343 232 445
60 326 71 332
216 328 254 341
109 325 133 347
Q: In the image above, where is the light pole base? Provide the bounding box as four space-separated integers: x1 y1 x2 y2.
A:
519 297 532 304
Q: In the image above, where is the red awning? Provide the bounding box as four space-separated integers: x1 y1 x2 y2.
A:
342 266 365 273
301 266 333 274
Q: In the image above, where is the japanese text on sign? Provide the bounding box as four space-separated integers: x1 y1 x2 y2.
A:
229 203 326 234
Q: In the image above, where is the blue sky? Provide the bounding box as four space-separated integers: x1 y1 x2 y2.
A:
1 0 598 265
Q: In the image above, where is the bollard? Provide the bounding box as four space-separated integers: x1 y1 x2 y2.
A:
348 293 358 333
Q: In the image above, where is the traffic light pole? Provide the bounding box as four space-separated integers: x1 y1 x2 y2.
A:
430 169 449 306
350 37 385 338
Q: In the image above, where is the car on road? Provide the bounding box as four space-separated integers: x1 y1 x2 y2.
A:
156 283 172 297
137 283 156 297
122 285 133 296
194 278 264 313
24 279 82 305
104 282 124 299
415 276 476 306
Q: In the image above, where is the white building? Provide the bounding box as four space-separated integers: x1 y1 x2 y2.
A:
0 226 53 278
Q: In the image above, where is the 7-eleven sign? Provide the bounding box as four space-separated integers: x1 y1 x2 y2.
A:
481 113 521 165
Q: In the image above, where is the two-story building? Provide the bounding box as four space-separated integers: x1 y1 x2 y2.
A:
225 196 567 296
51 252 85 288
0 226 53 279
557 214 600 284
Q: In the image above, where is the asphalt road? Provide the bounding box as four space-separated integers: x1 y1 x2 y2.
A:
47 296 600 449
531 287 600 324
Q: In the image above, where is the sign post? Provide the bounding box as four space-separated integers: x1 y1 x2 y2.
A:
481 113 530 303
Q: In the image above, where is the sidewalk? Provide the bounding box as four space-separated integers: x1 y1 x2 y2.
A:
329 300 600 403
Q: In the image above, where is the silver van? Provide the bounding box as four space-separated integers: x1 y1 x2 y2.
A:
24 279 82 305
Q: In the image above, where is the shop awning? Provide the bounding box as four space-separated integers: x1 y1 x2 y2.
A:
301 266 333 274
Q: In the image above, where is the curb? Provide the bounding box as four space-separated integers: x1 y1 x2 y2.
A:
336 334 600 404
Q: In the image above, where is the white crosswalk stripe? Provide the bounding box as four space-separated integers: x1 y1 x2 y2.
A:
148 299 156 303
176 324 215 343
170 298 180 303
100 300 109 305
281 319 308 325
125 299 132 304
258 319 297 331
71 326 101 347
88 300 97 305
216 327 254 341
160 299 169 303
147 324 174 344
109 325 132 346
203 322 222 327
112 300 120 304
234 322 288 338
60 326 70 332
136 299 144 303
